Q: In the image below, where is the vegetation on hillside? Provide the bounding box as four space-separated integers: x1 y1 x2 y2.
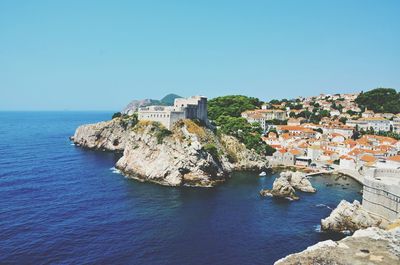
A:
155 127 172 144
355 88 400 114
202 143 219 159
112 112 139 129
208 95 276 156
208 95 262 120
112 112 122 119
133 120 172 144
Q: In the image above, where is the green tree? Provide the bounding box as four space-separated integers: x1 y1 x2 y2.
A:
339 117 348 124
112 112 122 119
355 88 400 113
320 110 330 117
208 95 262 120
208 95 278 156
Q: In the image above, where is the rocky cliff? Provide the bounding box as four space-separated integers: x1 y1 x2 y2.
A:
71 118 131 152
321 200 382 233
71 118 267 187
274 227 400 265
115 120 231 186
122 99 155 115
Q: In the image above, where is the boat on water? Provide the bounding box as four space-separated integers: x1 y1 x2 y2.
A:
259 171 267 176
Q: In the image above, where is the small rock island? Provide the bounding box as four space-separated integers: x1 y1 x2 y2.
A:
260 171 316 200
71 95 267 187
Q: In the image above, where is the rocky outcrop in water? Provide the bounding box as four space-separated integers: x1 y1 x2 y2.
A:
115 120 231 186
274 227 400 265
72 118 268 187
260 171 316 200
321 200 382 233
281 171 316 193
260 175 299 200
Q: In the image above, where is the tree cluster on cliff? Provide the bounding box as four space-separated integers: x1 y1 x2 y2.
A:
208 95 276 156
208 95 262 120
355 88 400 114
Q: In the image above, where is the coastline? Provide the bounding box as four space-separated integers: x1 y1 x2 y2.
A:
269 164 365 185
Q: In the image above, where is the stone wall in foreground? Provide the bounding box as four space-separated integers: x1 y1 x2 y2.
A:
362 168 400 221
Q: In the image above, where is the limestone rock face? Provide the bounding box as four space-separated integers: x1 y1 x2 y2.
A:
122 99 153 115
274 227 400 265
71 118 129 152
321 200 382 233
71 118 268 187
116 121 231 187
260 171 316 201
281 171 316 193
260 175 299 200
219 134 267 171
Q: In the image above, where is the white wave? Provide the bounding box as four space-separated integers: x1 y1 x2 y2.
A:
342 230 352 235
110 167 121 174
70 143 75 146
314 224 322 233
316 204 332 210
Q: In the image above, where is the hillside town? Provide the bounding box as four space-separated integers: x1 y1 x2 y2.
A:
134 91 400 173
132 90 400 222
241 92 400 172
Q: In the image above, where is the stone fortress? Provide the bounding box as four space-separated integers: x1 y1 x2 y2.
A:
138 96 209 130
362 168 400 221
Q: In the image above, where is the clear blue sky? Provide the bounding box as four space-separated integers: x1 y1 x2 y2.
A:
1 0 399 111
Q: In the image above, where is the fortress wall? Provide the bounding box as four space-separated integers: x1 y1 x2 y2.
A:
362 168 400 221
139 96 209 130
169 111 186 129
374 168 400 179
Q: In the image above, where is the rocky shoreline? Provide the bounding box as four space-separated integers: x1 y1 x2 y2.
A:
273 196 398 264
72 117 399 264
71 117 268 187
321 200 383 233
275 227 400 265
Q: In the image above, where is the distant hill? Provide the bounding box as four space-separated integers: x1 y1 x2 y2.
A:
122 94 182 115
355 88 400 114
160 94 182 105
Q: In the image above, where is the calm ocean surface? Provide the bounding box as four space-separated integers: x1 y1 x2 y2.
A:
0 112 362 265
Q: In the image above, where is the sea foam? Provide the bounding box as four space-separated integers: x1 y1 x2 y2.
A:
316 204 333 210
110 167 121 174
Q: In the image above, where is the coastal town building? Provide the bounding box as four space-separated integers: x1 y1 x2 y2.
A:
361 109 375 118
241 109 286 131
270 149 296 166
287 118 305 126
393 117 400 133
263 91 400 224
138 96 208 130
276 125 317 139
346 117 391 132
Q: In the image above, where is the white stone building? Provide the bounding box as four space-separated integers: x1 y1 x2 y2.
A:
393 117 400 134
270 150 296 166
138 96 208 130
346 117 391 132
241 109 286 131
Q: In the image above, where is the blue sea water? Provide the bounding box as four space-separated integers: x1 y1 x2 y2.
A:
0 112 362 265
